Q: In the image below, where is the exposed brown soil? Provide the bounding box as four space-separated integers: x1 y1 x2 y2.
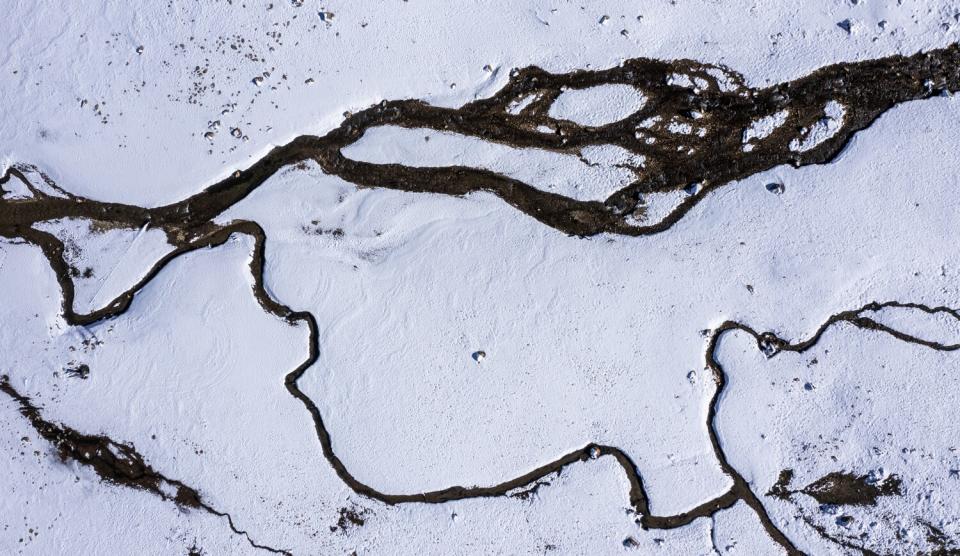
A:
801 472 902 507
767 467 904 554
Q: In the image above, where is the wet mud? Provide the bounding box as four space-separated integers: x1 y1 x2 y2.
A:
3 45 960 554
800 472 902 507
769 468 904 523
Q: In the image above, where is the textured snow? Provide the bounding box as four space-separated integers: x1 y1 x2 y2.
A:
4 0 960 553
709 502 785 555
789 101 847 152
547 84 647 127
0 242 254 555
0 396 251 555
0 174 32 200
716 324 960 554
343 126 638 201
216 96 960 520
505 92 538 115
32 219 174 315
0 232 720 554
628 189 689 226
863 305 960 346
743 110 790 148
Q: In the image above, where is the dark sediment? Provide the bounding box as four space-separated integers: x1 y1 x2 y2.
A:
800 472 902 507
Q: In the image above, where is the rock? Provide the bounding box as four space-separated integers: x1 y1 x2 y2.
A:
765 182 785 194
65 364 90 379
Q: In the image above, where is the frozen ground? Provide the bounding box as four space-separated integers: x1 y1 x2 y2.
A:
3 1 960 555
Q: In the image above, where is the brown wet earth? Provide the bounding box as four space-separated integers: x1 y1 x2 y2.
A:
3 46 960 555
800 472 902 507
769 469 903 510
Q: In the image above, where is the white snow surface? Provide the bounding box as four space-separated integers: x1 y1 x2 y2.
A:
343 126 638 201
1 175 32 200
789 101 847 152
710 502 786 555
863 305 960 346
218 96 960 517
3 73 959 556
32 219 174 316
4 1 960 553
0 236 719 554
743 110 790 146
715 323 960 554
547 84 648 127
0 395 252 555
